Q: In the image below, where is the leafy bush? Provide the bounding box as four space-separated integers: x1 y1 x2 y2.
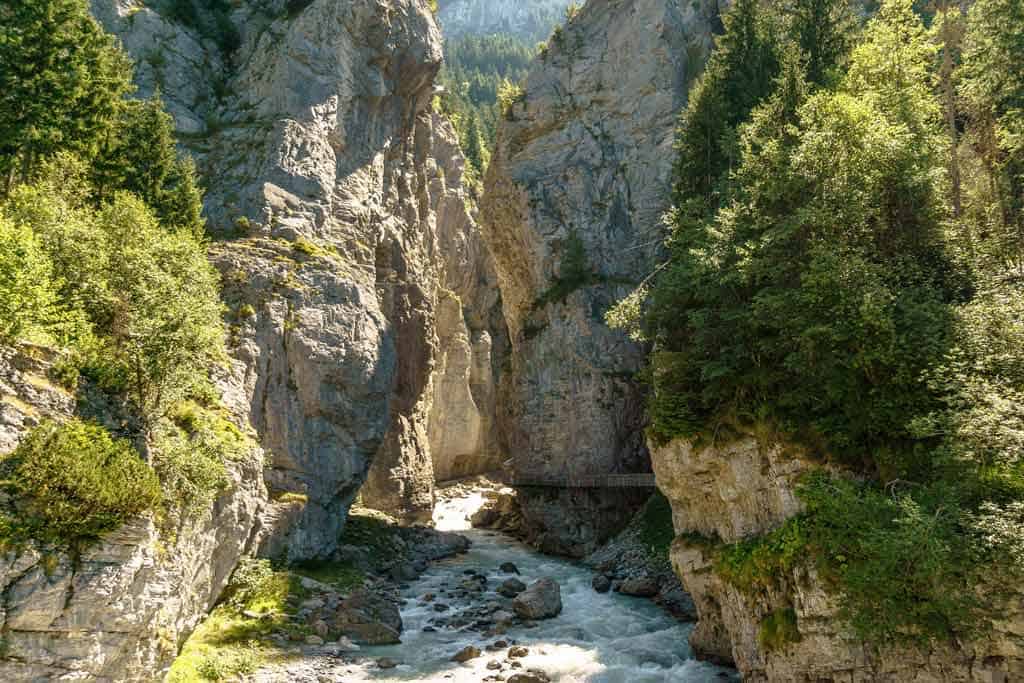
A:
0 420 161 545
798 473 985 647
0 217 60 343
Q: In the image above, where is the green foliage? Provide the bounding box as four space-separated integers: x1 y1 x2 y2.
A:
534 230 597 307
497 79 527 120
798 473 986 647
643 0 1024 652
0 0 134 191
168 558 312 682
758 608 802 652
0 216 61 343
436 34 535 184
959 0 1024 272
637 492 676 560
648 0 957 462
672 0 781 216
92 96 206 236
715 518 810 594
0 419 161 546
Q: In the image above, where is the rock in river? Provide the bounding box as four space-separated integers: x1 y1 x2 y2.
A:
512 578 562 620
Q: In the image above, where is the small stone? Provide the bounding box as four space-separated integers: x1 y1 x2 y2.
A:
452 645 482 662
591 575 612 593
312 619 329 638
487 660 503 670
377 657 398 669
305 634 324 645
508 645 529 659
508 671 550 683
499 562 520 574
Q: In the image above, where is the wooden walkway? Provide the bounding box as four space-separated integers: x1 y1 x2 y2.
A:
500 472 657 489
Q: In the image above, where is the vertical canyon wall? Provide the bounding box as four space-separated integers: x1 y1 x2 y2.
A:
479 0 725 556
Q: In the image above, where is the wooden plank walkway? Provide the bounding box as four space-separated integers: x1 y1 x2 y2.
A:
501 472 657 489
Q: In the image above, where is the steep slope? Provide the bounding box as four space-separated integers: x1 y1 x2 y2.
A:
479 0 724 556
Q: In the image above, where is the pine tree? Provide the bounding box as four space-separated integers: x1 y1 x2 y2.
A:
673 0 780 216
0 0 133 194
92 95 206 235
781 0 857 88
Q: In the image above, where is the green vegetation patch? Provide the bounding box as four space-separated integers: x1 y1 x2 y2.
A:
167 559 309 682
0 419 161 547
638 492 676 561
758 607 802 652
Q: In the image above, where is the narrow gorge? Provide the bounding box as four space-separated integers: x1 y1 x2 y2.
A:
0 0 1022 681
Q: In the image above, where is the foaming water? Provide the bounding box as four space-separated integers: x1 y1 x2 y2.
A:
346 490 737 682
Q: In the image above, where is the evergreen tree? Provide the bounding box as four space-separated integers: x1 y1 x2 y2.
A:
93 95 206 235
781 0 857 88
463 113 489 178
673 0 780 217
959 0 1024 272
0 0 133 193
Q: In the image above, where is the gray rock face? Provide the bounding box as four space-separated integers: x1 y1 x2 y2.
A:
479 0 723 556
438 0 571 41
0 347 266 682
512 578 562 620
95 0 507 536
652 434 1024 681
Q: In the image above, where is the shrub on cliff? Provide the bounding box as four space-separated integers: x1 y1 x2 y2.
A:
3 185 226 435
0 217 61 344
0 419 161 546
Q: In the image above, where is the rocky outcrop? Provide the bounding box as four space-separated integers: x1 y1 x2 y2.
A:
438 0 571 41
652 434 1024 681
478 0 723 556
95 0 506 537
0 347 266 682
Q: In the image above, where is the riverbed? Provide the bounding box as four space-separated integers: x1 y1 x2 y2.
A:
328 490 737 683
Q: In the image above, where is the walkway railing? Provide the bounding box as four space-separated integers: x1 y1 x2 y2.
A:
499 471 657 489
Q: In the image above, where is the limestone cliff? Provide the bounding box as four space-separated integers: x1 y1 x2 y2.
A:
479 0 723 557
0 0 506 678
0 346 266 682
652 435 1024 681
94 0 506 539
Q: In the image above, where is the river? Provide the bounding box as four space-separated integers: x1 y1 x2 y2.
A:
334 489 737 683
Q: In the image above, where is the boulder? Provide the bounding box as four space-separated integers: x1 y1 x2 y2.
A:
452 645 481 662
508 672 551 683
512 578 562 620
497 578 527 598
500 562 520 574
618 576 659 598
591 574 612 593
331 589 402 645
